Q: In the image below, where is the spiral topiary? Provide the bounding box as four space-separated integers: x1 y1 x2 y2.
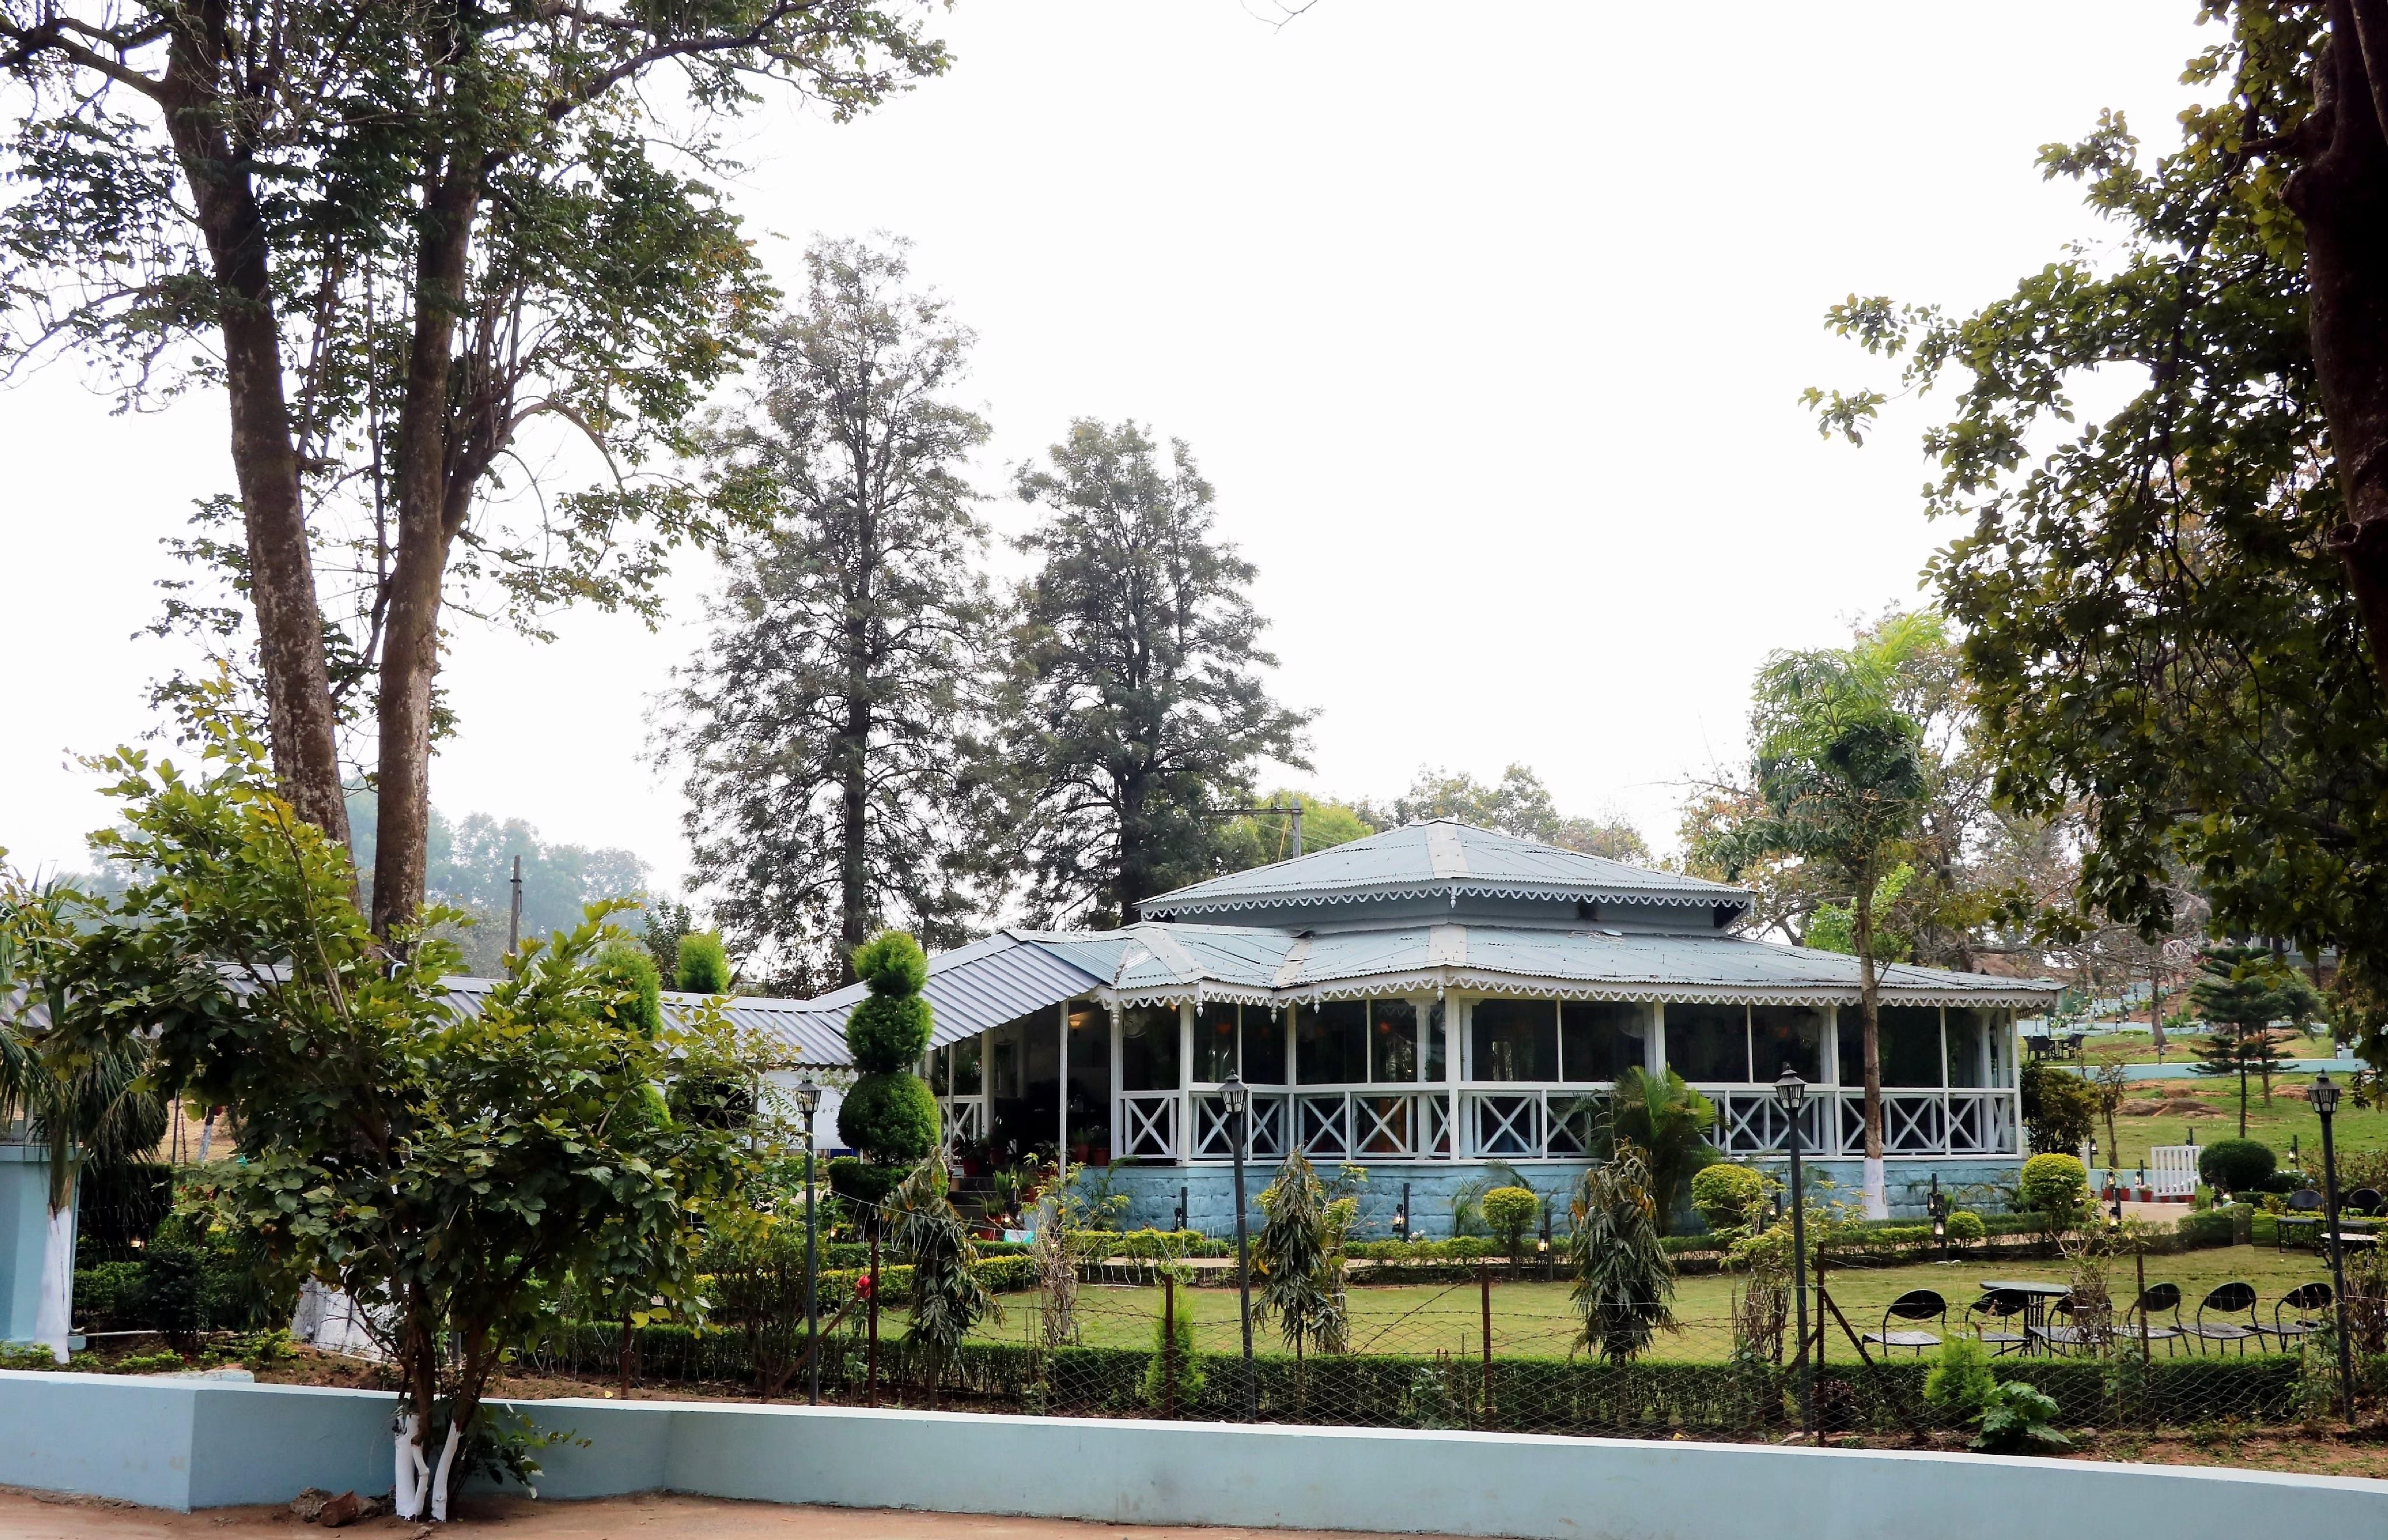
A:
836 929 941 1172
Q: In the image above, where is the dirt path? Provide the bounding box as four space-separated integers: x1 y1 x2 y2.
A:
0 1489 1448 1539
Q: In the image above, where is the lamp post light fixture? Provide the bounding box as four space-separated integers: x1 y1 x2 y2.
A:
794 1074 823 1407
1928 1174 1948 1258
1220 1073 1256 1416
1773 1066 1813 1437
2313 1070 2357 1423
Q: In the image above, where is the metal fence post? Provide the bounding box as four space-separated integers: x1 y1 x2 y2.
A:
1479 1261 1493 1426
1163 1270 1179 1419
867 1229 881 1407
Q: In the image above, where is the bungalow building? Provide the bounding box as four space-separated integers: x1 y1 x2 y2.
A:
768 820 2060 1232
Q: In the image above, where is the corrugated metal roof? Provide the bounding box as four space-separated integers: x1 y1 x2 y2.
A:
733 931 1107 1065
1138 819 1750 919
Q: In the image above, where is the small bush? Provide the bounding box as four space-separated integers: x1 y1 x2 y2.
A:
1944 1210 1986 1244
1972 1380 2070 1453
827 1155 906 1209
1138 1305 1205 1410
838 1073 940 1164
1690 1164 1767 1232
1924 1337 1994 1420
1481 1187 1539 1254
2199 1138 2277 1197
592 944 663 1036
675 933 734 995
2018 1154 2090 1225
852 930 930 996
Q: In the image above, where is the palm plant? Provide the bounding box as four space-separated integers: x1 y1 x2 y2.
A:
1252 1150 1352 1406
1566 1141 1677 1364
0 903 166 1361
1596 1067 1717 1236
889 1159 996 1407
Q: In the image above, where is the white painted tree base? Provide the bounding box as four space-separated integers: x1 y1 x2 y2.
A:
1861 1156 1888 1219
34 1206 73 1364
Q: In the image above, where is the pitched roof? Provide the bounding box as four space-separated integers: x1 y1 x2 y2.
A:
1137 819 1749 919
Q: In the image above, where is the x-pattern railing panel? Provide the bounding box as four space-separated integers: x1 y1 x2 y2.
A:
1468 1092 1541 1158
1884 1092 1944 1154
1120 1093 1179 1159
1296 1094 1352 1158
1354 1094 1415 1157
1547 1092 1606 1158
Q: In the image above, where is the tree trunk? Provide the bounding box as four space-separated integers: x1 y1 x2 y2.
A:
1854 884 1887 1220
159 10 349 851
2287 3 2388 699
371 155 482 937
1113 773 1146 927
34 1203 74 1364
838 678 871 975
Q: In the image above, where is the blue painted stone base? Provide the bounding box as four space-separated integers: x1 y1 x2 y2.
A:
1088 1157 2021 1239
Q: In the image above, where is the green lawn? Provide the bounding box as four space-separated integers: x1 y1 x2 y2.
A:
2091 1069 2388 1170
979 1242 2340 1363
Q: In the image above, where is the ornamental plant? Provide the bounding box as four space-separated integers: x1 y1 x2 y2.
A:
2018 1154 2091 1230
1945 1210 1987 1244
1690 1163 1769 1232
1923 1337 1994 1422
836 931 941 1197
1972 1381 2070 1454
2197 1137 2277 1198
1567 1141 1677 1364
676 933 734 995
1480 1186 1539 1260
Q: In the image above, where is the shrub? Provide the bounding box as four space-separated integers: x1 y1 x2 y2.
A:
1972 1380 2070 1453
835 1075 940 1168
828 1155 905 1209
1944 1210 1986 1244
1481 1187 1539 1255
675 933 733 994
592 944 663 1035
2199 1138 2277 1197
1924 1337 1994 1420
1138 1304 1205 1410
2018 1153 2090 1226
838 929 940 1168
852 930 930 997
1690 1164 1767 1231
847 993 934 1069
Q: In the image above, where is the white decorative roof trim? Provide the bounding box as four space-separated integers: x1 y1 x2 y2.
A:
1149 881 1749 917
1100 972 2053 1012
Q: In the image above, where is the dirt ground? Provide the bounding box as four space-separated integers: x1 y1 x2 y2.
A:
0 1490 1448 1540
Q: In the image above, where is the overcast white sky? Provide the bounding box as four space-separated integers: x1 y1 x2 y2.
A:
2 1 2203 892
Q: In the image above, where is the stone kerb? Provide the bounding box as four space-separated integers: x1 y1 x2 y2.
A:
3 1372 2386 1535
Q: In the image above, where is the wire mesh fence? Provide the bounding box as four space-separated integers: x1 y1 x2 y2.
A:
515 1217 2387 1440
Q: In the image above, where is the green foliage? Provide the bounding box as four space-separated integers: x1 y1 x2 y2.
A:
1363 765 1650 860
889 1162 996 1394
15 706 762 1490
1945 1210 1987 1244
2199 1138 2278 1197
675 933 734 996
1566 1143 1677 1365
1138 1301 1207 1410
1972 1380 2071 1454
847 996 934 1072
1253 1151 1354 1359
1212 792 1375 873
2020 1061 2099 1156
592 944 664 1037
1924 1337 1995 1419
994 420 1314 926
2018 1154 2091 1228
1598 1068 1717 1235
827 1156 906 1210
836 1073 940 1166
1690 1164 1769 1232
853 930 931 998
1480 1187 1539 1256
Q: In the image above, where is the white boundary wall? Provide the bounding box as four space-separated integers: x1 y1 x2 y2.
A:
2 1373 2384 1536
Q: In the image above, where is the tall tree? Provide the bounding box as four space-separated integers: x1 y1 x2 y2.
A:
2189 943 2321 1135
662 238 990 987
0 1 948 936
996 420 1311 926
1703 641 1930 1218
1805 9 2388 1054
1367 764 1651 861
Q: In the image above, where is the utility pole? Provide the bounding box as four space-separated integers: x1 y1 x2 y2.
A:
1204 804 1304 859
508 855 524 957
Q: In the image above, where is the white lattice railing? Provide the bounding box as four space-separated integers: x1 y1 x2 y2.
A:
1117 1091 1182 1160
938 1097 984 1147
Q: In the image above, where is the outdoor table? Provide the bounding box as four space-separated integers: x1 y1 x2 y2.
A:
2278 1214 2323 1253
2323 1231 2379 1254
1980 1279 2072 1351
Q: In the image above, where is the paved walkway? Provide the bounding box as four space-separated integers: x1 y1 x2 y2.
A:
0 1489 1447 1539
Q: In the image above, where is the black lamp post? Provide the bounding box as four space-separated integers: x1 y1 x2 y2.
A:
794 1074 822 1406
1774 1067 1813 1437
2313 1070 2356 1423
1221 1073 1256 1416
1928 1174 1948 1259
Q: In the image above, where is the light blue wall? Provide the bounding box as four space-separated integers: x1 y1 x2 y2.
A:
3 1374 2385 1534
0 1144 66 1345
1095 1157 2019 1236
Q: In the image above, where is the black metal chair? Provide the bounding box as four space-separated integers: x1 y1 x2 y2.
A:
2126 1281 2186 1358
2345 1187 2385 1219
1965 1289 2029 1357
2263 1281 2333 1348
2186 1281 2263 1356
2278 1189 2326 1253
1863 1289 1946 1357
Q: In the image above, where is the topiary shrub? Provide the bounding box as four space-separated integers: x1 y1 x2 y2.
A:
1481 1186 1539 1257
2199 1138 2277 1197
837 930 940 1175
592 944 663 1035
675 932 733 994
1944 1210 1986 1244
2018 1153 2090 1227
1690 1163 1767 1232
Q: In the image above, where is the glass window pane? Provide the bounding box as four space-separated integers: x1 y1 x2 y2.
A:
1863 1005 1942 1087
1297 1000 1366 1084
1560 1001 1645 1082
1119 1004 1179 1092
1944 1007 1988 1088
1425 1000 1447 1082
1665 1003 1747 1082
1197 1001 1239 1082
951 1036 983 1096
1243 1006 1288 1085
1750 1005 1823 1084
1369 998 1419 1082
1471 998 1557 1081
